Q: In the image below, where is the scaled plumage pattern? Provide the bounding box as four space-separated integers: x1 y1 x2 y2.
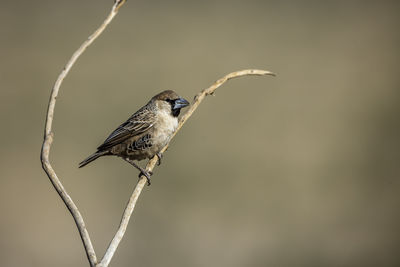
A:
79 90 189 185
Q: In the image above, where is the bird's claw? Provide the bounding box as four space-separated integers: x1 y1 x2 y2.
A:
138 170 153 186
156 152 163 166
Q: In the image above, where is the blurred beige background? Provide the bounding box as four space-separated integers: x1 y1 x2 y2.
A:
1 0 399 266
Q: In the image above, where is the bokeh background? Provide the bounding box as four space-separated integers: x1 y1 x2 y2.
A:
1 0 399 266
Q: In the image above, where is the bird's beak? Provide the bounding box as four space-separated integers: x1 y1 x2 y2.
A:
173 97 190 109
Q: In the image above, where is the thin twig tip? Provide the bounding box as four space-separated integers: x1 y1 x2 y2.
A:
256 69 276 76
265 71 277 77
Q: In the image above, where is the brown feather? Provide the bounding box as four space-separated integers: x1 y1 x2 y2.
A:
97 102 156 150
79 90 188 172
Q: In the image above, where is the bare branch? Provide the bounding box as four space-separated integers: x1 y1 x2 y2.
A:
40 2 274 267
40 1 126 266
99 69 276 265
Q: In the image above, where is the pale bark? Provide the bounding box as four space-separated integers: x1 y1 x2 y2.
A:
40 1 274 266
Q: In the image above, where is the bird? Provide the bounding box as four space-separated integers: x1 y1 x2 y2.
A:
79 90 190 185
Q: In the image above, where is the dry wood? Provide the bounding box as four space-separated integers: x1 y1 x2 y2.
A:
40 1 126 266
100 69 275 266
40 0 274 266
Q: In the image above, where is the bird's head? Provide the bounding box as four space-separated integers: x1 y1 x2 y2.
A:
152 90 190 117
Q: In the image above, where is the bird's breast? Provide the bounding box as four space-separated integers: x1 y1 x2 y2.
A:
153 110 179 147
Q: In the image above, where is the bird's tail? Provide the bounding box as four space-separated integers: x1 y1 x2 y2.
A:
79 151 109 168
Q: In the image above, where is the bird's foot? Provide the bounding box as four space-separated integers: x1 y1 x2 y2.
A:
123 157 153 186
137 168 153 186
156 152 163 166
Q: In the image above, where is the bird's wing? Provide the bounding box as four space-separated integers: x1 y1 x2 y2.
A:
97 105 156 151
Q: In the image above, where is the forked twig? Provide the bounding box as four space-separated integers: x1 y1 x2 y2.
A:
40 1 126 266
40 0 275 266
99 69 276 266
